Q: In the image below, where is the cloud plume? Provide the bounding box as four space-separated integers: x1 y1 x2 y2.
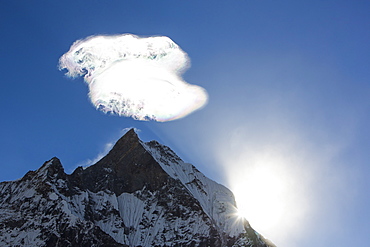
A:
59 34 208 121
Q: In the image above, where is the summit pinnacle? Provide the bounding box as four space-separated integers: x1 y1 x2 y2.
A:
0 129 275 247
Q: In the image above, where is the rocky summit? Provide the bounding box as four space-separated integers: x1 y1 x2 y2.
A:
0 129 275 247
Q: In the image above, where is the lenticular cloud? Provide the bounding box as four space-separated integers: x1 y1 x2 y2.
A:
59 34 208 121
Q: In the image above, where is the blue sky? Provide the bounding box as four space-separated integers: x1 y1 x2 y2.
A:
1 1 369 246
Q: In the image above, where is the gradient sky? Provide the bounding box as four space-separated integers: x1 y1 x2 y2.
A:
1 1 369 246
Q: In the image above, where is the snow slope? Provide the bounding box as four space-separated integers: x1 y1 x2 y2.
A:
0 129 275 247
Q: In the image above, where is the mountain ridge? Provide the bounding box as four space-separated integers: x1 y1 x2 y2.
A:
0 128 276 247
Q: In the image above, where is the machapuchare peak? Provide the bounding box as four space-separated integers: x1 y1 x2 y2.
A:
0 129 276 247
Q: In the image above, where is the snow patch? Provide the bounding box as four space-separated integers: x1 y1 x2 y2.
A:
142 140 245 237
49 192 58 200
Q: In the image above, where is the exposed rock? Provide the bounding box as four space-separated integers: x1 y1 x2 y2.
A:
0 129 275 247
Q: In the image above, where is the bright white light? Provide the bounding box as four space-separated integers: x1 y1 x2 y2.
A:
232 160 287 231
217 135 311 245
59 34 208 121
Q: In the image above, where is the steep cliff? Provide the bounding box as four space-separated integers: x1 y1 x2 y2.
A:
0 129 275 247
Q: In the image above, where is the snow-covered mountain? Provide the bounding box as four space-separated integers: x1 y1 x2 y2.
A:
0 129 275 247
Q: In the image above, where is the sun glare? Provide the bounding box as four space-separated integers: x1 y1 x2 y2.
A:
226 151 297 241
233 166 286 229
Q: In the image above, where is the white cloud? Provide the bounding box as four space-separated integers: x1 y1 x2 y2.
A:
59 34 208 121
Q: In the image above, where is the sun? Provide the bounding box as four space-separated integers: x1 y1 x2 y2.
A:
217 129 314 246
227 154 294 239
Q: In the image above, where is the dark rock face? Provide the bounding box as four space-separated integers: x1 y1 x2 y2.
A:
0 129 275 247
70 129 169 194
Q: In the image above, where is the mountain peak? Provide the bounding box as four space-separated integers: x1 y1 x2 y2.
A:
70 129 170 194
123 127 137 137
101 128 141 164
0 131 275 247
20 157 66 182
116 128 139 146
